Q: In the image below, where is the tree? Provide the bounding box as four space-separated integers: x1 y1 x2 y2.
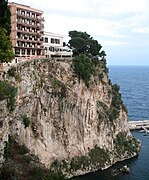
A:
0 28 14 63
100 50 106 60
68 30 103 57
0 1 14 63
0 0 11 36
69 36 86 54
87 39 102 56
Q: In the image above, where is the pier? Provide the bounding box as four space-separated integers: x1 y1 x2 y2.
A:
128 120 149 131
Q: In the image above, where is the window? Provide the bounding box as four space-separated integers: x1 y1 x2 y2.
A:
15 48 20 55
27 50 30 55
51 38 54 43
32 50 35 55
50 47 54 52
50 38 60 44
22 49 25 55
57 39 60 44
37 50 41 55
55 39 58 44
45 37 48 43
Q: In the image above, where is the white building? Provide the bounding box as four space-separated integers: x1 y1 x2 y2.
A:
43 32 72 58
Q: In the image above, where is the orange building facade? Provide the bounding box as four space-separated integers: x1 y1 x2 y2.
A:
8 2 45 61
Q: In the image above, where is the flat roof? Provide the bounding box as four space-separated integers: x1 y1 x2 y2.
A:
44 31 63 38
8 2 43 14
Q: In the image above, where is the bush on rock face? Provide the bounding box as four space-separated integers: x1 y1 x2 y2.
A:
73 54 95 86
0 80 17 112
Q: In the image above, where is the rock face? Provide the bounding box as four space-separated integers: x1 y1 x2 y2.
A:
0 58 140 177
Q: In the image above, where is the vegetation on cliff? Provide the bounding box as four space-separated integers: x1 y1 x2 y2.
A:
69 30 107 86
72 54 95 86
0 80 17 112
70 30 126 121
0 0 11 36
0 0 14 63
68 30 106 58
51 146 111 175
109 83 128 121
114 132 140 157
0 136 66 180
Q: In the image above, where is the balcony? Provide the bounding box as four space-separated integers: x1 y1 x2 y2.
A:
14 45 44 50
17 29 39 36
17 21 42 29
17 13 42 21
17 37 43 44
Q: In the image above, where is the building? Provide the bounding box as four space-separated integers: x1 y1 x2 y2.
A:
43 32 72 58
8 2 45 62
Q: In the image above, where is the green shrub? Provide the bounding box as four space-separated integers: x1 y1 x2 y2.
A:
114 132 140 156
20 155 33 163
17 144 29 155
73 54 95 86
50 78 67 98
0 80 17 111
7 67 16 77
21 114 31 128
0 160 18 180
109 83 127 121
7 67 21 82
15 74 21 82
28 167 66 180
51 78 62 89
51 146 110 173
88 146 110 167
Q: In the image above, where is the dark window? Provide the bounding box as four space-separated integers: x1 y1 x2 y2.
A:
51 38 54 43
15 48 20 55
32 50 35 55
50 47 54 52
27 50 30 55
45 37 48 43
37 50 41 55
24 35 28 40
22 49 25 55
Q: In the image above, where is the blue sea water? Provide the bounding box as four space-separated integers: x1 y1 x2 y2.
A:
109 66 149 120
73 66 149 180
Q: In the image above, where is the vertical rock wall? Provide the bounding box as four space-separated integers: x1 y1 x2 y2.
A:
0 58 140 177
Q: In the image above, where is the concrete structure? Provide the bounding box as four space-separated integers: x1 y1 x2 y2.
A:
43 32 72 58
8 2 45 62
128 120 149 130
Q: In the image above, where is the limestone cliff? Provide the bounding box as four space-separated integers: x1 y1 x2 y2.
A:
0 58 140 177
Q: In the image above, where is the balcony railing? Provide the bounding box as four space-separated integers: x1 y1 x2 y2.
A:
17 29 39 35
17 21 42 29
17 13 43 22
17 38 44 44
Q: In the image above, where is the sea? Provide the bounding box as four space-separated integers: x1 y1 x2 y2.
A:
73 66 149 180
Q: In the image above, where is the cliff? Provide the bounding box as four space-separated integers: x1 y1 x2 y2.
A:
0 58 140 178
